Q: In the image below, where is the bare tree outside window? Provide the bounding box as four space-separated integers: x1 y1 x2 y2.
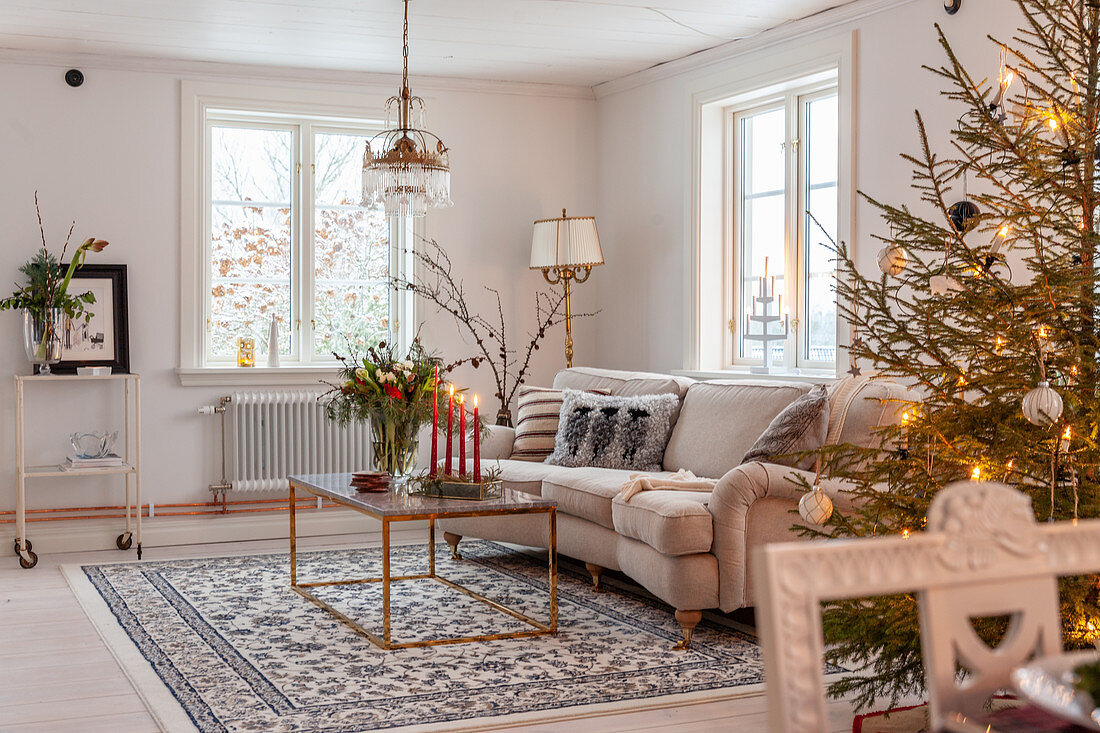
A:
207 121 392 363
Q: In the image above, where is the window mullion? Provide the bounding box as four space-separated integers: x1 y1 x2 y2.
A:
393 217 409 353
784 92 799 370
794 93 807 369
734 112 748 366
724 111 737 369
300 121 316 365
202 119 213 367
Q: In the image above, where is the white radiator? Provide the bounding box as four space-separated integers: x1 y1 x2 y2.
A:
227 391 370 492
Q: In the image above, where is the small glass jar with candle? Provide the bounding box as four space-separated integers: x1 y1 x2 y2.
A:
237 337 256 368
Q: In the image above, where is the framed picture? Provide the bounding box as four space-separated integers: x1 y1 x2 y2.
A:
52 264 130 374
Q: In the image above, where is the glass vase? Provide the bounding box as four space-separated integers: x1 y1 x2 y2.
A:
369 413 420 479
23 308 64 375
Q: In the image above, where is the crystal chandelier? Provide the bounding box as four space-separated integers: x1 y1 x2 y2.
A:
362 0 452 218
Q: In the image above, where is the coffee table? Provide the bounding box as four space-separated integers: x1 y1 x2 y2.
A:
288 473 558 650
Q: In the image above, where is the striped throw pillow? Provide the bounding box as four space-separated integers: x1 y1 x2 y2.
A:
512 386 609 462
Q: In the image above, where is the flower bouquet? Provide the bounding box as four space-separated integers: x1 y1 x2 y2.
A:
323 340 443 478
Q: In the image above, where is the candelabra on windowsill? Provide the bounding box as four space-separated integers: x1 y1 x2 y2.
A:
740 261 789 375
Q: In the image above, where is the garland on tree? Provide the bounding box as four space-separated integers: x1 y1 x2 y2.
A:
810 0 1100 709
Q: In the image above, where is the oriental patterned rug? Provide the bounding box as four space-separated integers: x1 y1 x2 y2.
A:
64 541 771 732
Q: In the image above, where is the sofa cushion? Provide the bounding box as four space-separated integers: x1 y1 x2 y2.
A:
511 386 610 462
553 367 694 425
546 391 679 471
489 459 589 496
741 383 830 470
612 491 713 556
542 467 673 528
663 380 812 478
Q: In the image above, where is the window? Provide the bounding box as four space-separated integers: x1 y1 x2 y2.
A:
180 83 419 384
731 83 838 370
203 112 402 366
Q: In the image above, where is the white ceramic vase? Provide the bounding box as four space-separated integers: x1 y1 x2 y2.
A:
267 317 280 368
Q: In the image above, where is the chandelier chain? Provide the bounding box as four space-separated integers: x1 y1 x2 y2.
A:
402 0 410 94
362 0 452 217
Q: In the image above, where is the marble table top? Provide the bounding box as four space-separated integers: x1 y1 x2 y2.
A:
288 472 556 520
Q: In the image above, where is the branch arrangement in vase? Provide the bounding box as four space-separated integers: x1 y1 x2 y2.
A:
0 192 109 323
394 238 597 425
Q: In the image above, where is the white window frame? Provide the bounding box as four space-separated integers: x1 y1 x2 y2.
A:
685 32 853 380
727 81 838 371
179 81 416 386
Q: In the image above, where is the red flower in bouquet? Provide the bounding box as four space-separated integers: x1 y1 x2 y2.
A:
384 384 404 400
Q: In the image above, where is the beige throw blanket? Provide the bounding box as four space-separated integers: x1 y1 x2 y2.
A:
619 469 717 502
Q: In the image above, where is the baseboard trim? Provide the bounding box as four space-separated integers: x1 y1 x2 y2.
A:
14 507 428 556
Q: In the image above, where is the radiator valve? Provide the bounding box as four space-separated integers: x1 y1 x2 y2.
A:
198 396 232 416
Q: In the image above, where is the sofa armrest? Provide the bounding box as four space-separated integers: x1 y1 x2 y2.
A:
480 424 516 460
709 462 857 611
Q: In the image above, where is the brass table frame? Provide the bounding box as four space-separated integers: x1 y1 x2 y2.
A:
288 478 557 650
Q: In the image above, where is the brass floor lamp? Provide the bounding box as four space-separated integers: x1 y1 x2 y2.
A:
530 209 604 368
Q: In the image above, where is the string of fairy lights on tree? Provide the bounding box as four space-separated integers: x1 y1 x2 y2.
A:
810 1 1100 710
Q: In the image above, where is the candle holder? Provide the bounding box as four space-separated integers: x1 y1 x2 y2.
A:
409 471 503 501
237 337 256 368
743 274 789 375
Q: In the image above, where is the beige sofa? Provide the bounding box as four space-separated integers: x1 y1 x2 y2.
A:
440 367 912 648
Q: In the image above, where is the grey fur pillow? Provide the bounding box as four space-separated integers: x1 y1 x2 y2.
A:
546 390 679 471
740 384 830 470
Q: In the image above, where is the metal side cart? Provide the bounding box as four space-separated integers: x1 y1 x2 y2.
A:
13 373 142 568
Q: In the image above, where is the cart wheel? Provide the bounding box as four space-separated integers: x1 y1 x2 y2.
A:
116 533 133 551
18 550 38 569
136 544 143 561
12 539 32 555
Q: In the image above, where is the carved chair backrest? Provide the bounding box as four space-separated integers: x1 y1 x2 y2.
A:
752 481 1100 733
917 484 1062 727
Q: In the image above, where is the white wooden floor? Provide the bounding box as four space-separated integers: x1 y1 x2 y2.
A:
0 535 861 732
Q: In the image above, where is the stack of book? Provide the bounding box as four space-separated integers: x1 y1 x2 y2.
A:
60 454 126 471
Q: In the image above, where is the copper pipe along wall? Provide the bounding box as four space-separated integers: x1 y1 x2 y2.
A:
0 496 329 514
0 497 341 523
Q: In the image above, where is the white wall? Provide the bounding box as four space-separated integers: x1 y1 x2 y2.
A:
590 0 1021 374
0 57 596 523
0 0 1023 549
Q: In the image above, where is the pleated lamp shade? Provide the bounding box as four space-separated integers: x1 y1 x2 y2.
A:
530 213 604 270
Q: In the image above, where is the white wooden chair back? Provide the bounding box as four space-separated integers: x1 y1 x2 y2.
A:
753 481 1100 732
917 484 1062 725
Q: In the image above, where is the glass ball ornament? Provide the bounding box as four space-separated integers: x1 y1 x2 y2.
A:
798 484 834 525
930 274 960 295
947 200 981 234
1021 381 1063 426
877 244 908 276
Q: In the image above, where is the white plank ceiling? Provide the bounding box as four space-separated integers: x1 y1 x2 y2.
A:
0 0 856 87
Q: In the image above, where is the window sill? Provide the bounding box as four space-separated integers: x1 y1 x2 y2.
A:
176 366 342 388
673 367 839 384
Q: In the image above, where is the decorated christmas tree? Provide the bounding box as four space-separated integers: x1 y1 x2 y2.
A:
817 0 1100 708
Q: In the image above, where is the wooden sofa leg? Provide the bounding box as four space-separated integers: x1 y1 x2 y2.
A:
673 610 702 651
444 531 462 560
584 562 604 592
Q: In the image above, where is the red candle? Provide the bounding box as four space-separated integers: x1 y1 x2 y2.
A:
473 395 481 482
445 384 454 476
458 395 467 477
429 367 439 476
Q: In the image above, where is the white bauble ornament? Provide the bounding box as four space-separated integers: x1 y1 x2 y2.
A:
877 245 908 276
1021 381 1063 426
929 274 960 295
799 484 834 525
